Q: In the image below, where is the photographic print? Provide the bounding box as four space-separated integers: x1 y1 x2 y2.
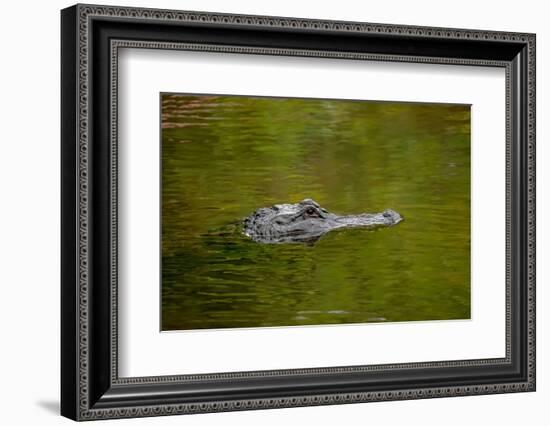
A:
61 7 536 418
161 94 471 331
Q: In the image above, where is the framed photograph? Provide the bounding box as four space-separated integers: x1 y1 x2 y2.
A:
61 4 536 421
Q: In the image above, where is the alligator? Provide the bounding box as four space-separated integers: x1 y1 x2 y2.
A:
243 198 403 244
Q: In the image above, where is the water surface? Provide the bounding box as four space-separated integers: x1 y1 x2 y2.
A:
161 94 470 331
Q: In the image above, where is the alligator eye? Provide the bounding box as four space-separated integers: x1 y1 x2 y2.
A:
305 207 317 216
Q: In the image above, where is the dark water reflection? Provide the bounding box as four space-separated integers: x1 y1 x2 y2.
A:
161 94 470 331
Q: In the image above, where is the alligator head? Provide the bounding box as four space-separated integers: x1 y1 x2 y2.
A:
243 198 403 244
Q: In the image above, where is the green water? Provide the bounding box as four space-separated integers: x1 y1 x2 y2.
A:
161 94 470 331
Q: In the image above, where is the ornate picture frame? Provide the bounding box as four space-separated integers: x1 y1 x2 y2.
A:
61 4 535 421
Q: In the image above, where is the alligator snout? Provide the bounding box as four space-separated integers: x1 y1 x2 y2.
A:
333 209 402 228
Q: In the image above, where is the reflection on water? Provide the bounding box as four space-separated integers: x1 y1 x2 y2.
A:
161 94 471 331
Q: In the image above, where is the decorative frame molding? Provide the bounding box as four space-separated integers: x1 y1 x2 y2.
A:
61 3 535 421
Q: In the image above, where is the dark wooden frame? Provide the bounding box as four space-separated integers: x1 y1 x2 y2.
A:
61 3 536 421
